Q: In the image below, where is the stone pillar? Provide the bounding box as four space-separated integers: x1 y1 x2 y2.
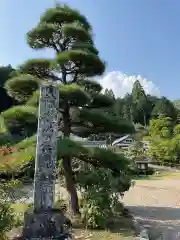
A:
22 85 71 240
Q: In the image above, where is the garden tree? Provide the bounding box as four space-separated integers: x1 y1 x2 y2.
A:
1 106 38 138
132 80 148 126
4 3 134 214
0 65 16 113
126 141 146 163
97 89 118 143
103 88 116 117
152 96 178 121
148 139 172 164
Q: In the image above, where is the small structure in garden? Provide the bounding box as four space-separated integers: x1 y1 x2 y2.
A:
22 85 71 239
136 159 151 174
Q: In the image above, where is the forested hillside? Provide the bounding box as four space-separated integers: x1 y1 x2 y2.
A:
104 80 179 126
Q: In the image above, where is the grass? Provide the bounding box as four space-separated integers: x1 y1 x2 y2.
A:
9 203 136 239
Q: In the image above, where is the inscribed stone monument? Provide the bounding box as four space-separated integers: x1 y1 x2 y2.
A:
33 84 59 212
22 85 71 239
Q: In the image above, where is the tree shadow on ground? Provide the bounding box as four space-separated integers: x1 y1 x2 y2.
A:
71 212 137 237
128 205 180 239
107 216 137 236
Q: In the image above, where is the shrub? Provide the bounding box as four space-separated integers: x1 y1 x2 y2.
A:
0 203 15 239
77 165 132 229
0 180 21 239
55 199 67 212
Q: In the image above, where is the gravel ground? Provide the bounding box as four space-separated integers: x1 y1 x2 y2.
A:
123 179 180 239
10 178 180 239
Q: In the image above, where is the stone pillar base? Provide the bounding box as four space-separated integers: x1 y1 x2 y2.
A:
22 208 72 240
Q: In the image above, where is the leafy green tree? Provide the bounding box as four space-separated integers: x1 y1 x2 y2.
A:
146 117 175 164
152 97 178 121
4 3 134 214
167 124 180 165
126 141 146 163
147 116 173 140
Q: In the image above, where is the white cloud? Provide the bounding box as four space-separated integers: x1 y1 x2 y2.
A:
99 71 160 98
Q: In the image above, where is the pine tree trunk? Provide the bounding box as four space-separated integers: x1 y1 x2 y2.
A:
62 157 80 214
62 103 80 214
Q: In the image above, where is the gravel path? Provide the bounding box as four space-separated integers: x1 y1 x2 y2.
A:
123 179 180 239
11 179 180 239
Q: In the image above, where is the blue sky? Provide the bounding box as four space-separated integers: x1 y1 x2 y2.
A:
1 0 180 100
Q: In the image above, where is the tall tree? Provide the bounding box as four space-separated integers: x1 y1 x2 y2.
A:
132 80 148 126
4 3 134 214
122 94 133 122
104 88 115 100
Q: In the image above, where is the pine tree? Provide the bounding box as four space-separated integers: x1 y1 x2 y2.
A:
0 65 16 112
4 3 134 214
